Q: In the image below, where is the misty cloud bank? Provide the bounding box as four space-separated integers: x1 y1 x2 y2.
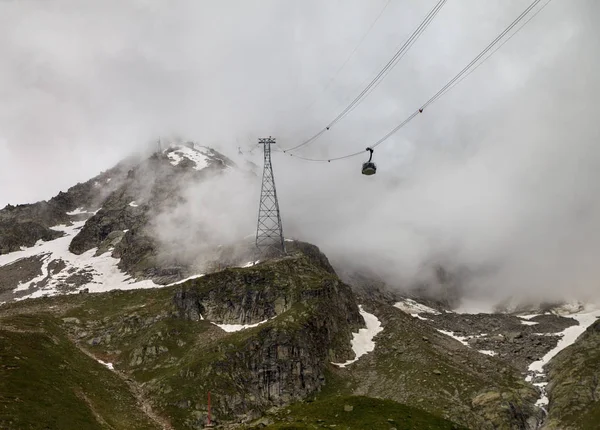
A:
1 0 599 305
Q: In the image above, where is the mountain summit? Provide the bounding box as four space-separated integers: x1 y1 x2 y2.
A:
0 141 257 303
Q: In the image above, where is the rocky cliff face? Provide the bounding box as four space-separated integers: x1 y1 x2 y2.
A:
0 246 368 429
168 250 364 422
0 143 257 299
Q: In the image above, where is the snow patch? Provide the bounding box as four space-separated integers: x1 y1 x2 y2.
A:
529 308 600 373
167 146 209 170
520 320 539 326
332 305 384 368
437 329 499 357
167 274 205 287
394 299 441 318
214 319 268 333
240 260 259 268
526 306 600 409
518 314 541 320
437 329 470 347
97 359 114 370
66 207 88 215
128 201 139 208
0 220 160 301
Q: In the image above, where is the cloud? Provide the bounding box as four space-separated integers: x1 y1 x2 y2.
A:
1 0 599 305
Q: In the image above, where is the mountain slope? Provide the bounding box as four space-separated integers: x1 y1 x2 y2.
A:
0 142 256 304
0 241 546 429
544 317 600 429
0 245 384 429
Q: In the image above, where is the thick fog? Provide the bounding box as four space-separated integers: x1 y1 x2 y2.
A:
1 0 599 305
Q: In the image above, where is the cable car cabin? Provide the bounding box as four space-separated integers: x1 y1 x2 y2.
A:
362 161 376 175
362 147 376 175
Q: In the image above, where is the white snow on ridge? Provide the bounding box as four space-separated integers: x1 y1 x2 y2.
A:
526 306 600 409
167 274 205 286
240 260 259 268
167 146 209 170
66 207 88 215
214 319 268 333
437 329 470 347
520 320 539 326
518 314 541 320
128 201 139 208
529 308 600 374
97 359 114 370
332 305 383 368
0 221 159 301
394 298 441 317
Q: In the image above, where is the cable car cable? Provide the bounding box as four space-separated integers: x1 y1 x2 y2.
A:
281 0 447 153
281 0 549 163
429 0 552 106
370 0 545 150
297 0 394 115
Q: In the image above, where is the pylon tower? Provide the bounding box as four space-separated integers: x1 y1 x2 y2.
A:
256 136 285 257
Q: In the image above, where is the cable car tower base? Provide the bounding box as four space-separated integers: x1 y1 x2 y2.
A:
255 136 286 258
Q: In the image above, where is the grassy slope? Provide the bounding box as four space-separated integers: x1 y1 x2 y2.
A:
0 313 160 430
0 257 481 430
260 396 467 430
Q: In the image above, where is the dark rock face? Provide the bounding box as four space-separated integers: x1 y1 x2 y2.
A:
423 312 578 372
0 220 64 254
0 162 129 255
171 254 364 419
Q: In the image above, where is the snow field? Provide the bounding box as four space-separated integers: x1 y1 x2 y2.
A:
525 306 600 409
332 305 384 368
167 146 209 170
0 220 159 301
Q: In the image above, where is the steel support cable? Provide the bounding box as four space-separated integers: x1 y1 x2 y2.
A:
370 0 544 150
282 0 549 163
429 0 552 107
281 0 447 153
298 0 394 115
326 0 447 128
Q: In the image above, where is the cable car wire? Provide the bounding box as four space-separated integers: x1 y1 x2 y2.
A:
281 0 549 163
429 0 552 106
298 0 394 115
281 0 447 153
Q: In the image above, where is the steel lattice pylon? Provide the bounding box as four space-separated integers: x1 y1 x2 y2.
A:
256 137 285 257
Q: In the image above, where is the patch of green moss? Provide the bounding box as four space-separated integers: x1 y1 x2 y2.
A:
258 396 467 429
0 313 160 430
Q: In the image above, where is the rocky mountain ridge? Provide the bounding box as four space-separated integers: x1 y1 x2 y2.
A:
1 143 599 429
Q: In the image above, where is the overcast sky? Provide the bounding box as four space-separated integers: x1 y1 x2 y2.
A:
1 0 598 304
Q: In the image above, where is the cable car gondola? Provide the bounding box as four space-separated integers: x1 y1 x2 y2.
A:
362 147 376 175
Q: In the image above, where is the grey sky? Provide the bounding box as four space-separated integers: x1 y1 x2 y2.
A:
1 0 598 304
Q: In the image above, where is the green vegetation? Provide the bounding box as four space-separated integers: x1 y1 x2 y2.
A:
0 313 160 430
545 319 600 429
259 396 467 429
0 250 540 429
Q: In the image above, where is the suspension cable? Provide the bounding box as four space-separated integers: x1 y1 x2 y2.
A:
281 0 447 153
296 0 394 115
281 0 550 163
